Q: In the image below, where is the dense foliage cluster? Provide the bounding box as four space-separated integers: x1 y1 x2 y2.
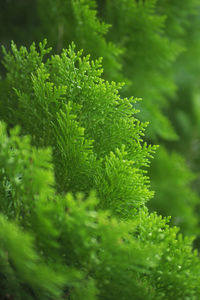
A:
1 0 200 298
1 0 200 234
0 39 200 300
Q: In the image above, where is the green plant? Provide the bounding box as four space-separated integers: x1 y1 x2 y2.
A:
1 0 200 236
1 41 200 299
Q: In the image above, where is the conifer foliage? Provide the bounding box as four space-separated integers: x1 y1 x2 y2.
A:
1 40 200 299
30 0 200 235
